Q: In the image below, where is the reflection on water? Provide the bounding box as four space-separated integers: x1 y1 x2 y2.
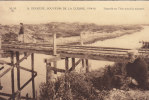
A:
1 26 149 97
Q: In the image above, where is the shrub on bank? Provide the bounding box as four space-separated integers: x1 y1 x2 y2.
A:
39 72 101 100
39 58 149 100
126 57 148 89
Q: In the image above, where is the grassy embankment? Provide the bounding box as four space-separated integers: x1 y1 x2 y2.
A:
39 58 149 100
0 22 143 45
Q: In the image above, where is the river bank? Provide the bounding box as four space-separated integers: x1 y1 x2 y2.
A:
1 23 143 45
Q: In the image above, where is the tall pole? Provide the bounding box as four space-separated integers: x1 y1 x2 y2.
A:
65 57 69 90
80 32 86 72
86 59 89 72
53 32 57 74
11 52 15 100
46 62 51 83
16 51 20 99
65 57 69 72
31 53 35 99
71 58 75 71
80 32 89 73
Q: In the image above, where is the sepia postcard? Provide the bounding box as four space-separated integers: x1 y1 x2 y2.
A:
0 1 149 100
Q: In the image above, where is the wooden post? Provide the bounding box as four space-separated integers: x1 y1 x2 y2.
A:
53 33 57 74
71 58 75 71
82 59 85 68
65 57 69 72
80 32 85 72
35 91 38 100
16 51 21 99
46 62 50 84
31 53 35 99
65 57 69 90
46 62 55 83
86 59 89 73
53 61 57 74
81 59 86 73
46 62 56 100
11 52 15 100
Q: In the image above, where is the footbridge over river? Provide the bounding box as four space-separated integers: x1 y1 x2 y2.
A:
0 40 149 100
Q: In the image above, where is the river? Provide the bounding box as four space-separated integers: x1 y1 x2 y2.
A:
1 26 149 98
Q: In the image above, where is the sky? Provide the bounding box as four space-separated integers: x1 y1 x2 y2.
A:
0 1 149 25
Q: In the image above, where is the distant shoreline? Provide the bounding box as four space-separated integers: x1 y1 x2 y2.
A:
0 23 144 45
55 28 143 45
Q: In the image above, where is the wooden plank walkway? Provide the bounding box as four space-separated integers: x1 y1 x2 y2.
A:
1 42 133 62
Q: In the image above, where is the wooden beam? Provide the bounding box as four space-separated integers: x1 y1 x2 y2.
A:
65 57 70 90
50 67 65 73
0 66 4 70
0 60 10 65
53 61 57 74
11 52 15 100
82 59 85 68
46 62 50 83
80 32 85 72
19 65 36 73
0 67 12 78
31 53 35 99
44 55 61 63
71 58 75 71
20 72 37 91
46 62 53 83
69 59 82 72
13 53 31 66
53 33 57 75
16 51 20 99
65 57 69 73
60 53 130 62
0 92 12 97
81 59 86 73
86 59 89 73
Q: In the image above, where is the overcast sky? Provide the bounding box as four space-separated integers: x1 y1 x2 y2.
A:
0 1 149 25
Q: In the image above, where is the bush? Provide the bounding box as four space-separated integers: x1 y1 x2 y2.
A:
86 63 128 90
126 58 148 89
39 72 101 100
39 58 149 100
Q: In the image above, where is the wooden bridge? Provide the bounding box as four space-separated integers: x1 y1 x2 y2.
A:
2 42 133 61
0 39 149 99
